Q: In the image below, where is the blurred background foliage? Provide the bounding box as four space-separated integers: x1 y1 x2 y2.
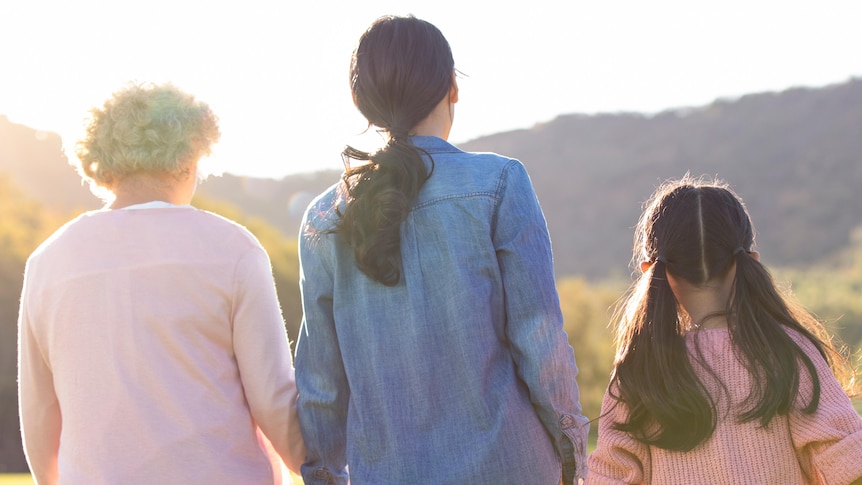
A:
1 181 858 467
2 79 862 471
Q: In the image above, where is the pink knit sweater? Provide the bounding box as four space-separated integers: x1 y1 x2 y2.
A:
587 328 862 485
18 207 306 484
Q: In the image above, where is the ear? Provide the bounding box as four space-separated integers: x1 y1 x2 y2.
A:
749 250 761 262
449 73 459 104
640 261 653 273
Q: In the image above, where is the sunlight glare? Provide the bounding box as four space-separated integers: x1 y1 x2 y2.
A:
1 0 861 179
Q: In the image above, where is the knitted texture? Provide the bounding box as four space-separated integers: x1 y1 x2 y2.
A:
587 328 862 485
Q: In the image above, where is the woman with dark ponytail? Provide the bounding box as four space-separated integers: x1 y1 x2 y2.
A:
295 15 588 485
587 175 862 484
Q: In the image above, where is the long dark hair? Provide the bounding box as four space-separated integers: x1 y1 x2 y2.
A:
335 15 454 286
609 175 856 451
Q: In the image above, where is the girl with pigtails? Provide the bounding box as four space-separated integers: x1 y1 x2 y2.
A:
587 176 862 485
294 15 588 485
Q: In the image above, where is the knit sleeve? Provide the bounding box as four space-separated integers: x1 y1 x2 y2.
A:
586 387 649 485
789 332 862 485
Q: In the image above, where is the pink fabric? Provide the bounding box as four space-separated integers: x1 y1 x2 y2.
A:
587 327 862 485
18 207 305 485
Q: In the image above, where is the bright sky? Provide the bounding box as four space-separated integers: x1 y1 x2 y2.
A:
2 0 861 179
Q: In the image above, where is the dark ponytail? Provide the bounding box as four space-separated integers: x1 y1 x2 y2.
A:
336 15 454 286
728 246 825 424
611 259 717 451
337 140 432 286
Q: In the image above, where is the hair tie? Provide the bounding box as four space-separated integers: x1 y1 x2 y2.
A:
387 129 409 145
733 246 746 256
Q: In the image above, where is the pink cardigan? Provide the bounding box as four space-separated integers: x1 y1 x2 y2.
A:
18 207 306 484
587 327 862 485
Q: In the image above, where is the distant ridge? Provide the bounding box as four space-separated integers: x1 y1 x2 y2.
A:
3 78 861 278
461 77 862 277
0 115 98 215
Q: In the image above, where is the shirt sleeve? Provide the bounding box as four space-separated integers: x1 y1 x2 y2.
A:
492 160 590 483
18 259 62 485
294 216 351 485
232 246 307 474
585 387 650 485
789 334 862 485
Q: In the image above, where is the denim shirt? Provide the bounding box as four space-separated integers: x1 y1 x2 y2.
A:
295 136 588 485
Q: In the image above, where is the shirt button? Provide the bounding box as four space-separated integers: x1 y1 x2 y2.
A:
559 414 577 429
313 469 332 479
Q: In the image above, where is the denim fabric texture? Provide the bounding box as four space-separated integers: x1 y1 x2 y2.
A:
295 136 589 485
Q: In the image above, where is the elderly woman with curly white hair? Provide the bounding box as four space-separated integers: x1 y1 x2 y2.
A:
17 83 305 484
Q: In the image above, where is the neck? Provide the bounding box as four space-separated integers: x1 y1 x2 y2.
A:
667 268 736 330
680 290 730 326
690 310 729 330
409 95 454 140
108 170 196 209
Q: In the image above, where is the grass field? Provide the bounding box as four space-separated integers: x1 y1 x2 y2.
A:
0 473 306 484
0 475 305 484
0 475 32 485
3 406 860 484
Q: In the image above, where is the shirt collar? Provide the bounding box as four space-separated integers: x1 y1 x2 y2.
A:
409 136 463 154
120 201 191 210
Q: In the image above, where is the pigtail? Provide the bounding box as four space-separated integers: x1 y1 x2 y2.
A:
611 260 717 451
729 249 829 422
